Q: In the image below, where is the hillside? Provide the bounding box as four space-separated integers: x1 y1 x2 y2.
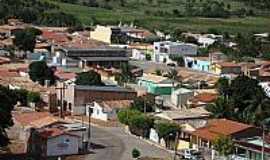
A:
50 0 270 34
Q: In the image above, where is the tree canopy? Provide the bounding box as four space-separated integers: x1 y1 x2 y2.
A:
75 70 105 86
213 136 234 157
0 85 17 147
0 0 80 27
13 28 37 52
29 61 56 86
209 75 270 125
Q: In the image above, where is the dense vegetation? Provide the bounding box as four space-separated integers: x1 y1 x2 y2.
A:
0 85 41 147
29 61 56 86
0 0 79 26
207 75 270 125
49 0 270 34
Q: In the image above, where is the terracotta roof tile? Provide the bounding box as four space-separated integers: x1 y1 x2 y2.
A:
192 119 253 141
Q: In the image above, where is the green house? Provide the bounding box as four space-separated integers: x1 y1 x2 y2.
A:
137 74 174 95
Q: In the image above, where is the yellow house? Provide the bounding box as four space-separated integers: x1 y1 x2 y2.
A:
90 25 112 44
210 62 241 75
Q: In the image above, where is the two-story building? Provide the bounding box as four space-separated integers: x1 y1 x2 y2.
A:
153 41 197 63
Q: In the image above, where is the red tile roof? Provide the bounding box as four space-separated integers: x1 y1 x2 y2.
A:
192 119 253 141
192 93 218 103
42 30 69 43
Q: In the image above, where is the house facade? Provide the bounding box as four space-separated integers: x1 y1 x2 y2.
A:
184 56 211 72
86 100 132 121
59 83 137 115
210 62 242 75
137 74 175 95
191 119 260 150
171 88 194 108
153 41 197 63
28 128 80 157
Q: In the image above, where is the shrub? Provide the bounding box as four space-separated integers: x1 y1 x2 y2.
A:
132 148 141 159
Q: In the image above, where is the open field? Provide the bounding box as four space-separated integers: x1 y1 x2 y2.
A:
50 0 270 33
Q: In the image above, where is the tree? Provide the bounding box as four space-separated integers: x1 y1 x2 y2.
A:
27 91 41 104
13 89 29 106
75 70 104 86
13 29 36 52
216 77 230 97
129 114 154 138
155 121 180 149
206 97 233 119
29 61 56 86
213 136 234 157
115 63 133 85
132 148 141 159
169 55 185 66
0 85 16 147
155 69 162 76
131 96 155 113
117 108 142 125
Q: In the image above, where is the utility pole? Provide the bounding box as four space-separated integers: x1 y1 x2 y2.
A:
55 83 67 119
88 106 93 149
173 131 179 160
262 124 265 160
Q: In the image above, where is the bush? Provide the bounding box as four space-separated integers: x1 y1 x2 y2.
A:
75 71 105 86
27 91 41 103
117 108 142 125
129 114 154 138
145 54 151 61
132 148 141 159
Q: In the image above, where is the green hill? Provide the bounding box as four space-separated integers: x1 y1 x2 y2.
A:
50 0 270 34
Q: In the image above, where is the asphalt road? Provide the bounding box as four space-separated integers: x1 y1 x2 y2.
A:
86 126 172 160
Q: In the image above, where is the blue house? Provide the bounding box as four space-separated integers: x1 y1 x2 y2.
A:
184 56 210 72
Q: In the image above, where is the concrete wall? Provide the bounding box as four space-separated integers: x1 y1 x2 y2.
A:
46 135 79 157
90 25 112 44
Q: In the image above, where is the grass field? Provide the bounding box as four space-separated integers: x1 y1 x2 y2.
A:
50 0 270 34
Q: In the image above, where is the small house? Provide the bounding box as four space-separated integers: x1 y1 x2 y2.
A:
171 88 194 108
210 62 242 75
191 119 260 150
184 56 211 72
86 100 132 121
28 127 80 157
137 74 175 95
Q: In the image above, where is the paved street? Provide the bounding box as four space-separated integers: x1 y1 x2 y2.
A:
86 126 173 160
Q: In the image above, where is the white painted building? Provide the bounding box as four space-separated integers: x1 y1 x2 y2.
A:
86 100 132 121
171 88 194 108
259 82 270 97
46 133 79 157
153 41 197 63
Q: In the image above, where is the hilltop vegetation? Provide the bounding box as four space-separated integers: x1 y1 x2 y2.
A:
50 0 270 34
0 0 80 26
1 0 270 34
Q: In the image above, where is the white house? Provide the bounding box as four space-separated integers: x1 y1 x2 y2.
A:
29 127 80 157
87 100 132 121
153 41 197 63
171 88 194 108
198 37 216 48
